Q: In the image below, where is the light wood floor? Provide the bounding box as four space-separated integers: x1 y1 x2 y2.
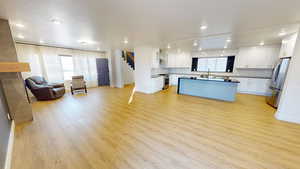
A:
12 85 300 169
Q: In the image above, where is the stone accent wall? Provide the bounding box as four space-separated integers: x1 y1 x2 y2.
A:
0 19 33 124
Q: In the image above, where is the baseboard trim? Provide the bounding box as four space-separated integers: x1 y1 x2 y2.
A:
4 121 15 169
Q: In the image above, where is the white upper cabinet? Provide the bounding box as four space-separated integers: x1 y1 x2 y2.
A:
236 45 280 69
279 33 298 58
151 48 160 68
166 50 191 68
166 51 176 67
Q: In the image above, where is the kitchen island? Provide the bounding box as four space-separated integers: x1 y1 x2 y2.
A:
177 77 240 102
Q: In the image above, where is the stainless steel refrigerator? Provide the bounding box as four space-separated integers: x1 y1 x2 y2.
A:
266 57 291 108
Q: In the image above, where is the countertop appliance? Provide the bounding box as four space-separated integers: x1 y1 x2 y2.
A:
266 57 291 108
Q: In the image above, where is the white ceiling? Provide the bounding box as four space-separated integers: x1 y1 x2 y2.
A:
0 0 300 51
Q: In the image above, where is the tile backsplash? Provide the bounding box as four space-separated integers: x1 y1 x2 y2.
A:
152 67 273 78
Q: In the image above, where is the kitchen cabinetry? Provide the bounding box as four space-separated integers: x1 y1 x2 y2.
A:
170 74 179 85
170 74 192 85
171 75 272 96
152 48 160 68
236 45 280 69
166 50 191 68
235 78 271 96
279 33 298 58
150 76 164 93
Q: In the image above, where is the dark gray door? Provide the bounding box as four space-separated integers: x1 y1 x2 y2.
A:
96 58 110 86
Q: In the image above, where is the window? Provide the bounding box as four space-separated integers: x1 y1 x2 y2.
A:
191 56 235 73
60 55 74 80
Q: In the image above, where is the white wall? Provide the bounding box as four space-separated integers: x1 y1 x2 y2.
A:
134 46 153 93
108 49 135 87
106 49 114 88
110 49 124 88
134 46 164 94
276 31 300 124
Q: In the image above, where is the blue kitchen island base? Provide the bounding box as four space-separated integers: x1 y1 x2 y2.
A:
178 78 240 102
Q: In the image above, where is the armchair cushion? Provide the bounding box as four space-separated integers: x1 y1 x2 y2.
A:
25 76 65 100
71 75 87 94
29 76 47 85
52 87 65 98
31 86 55 100
71 76 86 89
49 83 65 88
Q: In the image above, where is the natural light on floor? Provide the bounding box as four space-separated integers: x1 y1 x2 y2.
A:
128 86 136 104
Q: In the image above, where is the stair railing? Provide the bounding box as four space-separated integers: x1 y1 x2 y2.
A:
122 51 135 70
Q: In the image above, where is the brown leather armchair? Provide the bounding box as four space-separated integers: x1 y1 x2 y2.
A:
25 76 65 100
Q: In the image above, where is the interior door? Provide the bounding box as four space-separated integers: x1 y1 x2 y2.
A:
96 58 110 86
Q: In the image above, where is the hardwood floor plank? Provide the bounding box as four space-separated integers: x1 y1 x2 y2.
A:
11 85 300 169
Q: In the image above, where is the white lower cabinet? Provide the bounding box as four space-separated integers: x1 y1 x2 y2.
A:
170 75 180 86
169 74 192 86
150 76 164 93
236 78 248 92
235 78 271 96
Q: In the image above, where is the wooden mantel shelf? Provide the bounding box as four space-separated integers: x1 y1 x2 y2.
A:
0 62 31 72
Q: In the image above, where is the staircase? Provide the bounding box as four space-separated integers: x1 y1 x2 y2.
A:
122 51 135 70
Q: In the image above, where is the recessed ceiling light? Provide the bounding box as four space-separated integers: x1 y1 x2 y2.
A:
15 23 25 28
200 25 207 30
226 39 231 42
167 44 171 49
77 40 90 45
39 40 44 43
80 41 88 45
123 38 129 44
193 41 198 46
260 41 265 46
17 35 24 39
51 18 61 25
278 31 287 37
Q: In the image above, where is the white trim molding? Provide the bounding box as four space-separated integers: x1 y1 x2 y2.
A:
4 121 15 169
